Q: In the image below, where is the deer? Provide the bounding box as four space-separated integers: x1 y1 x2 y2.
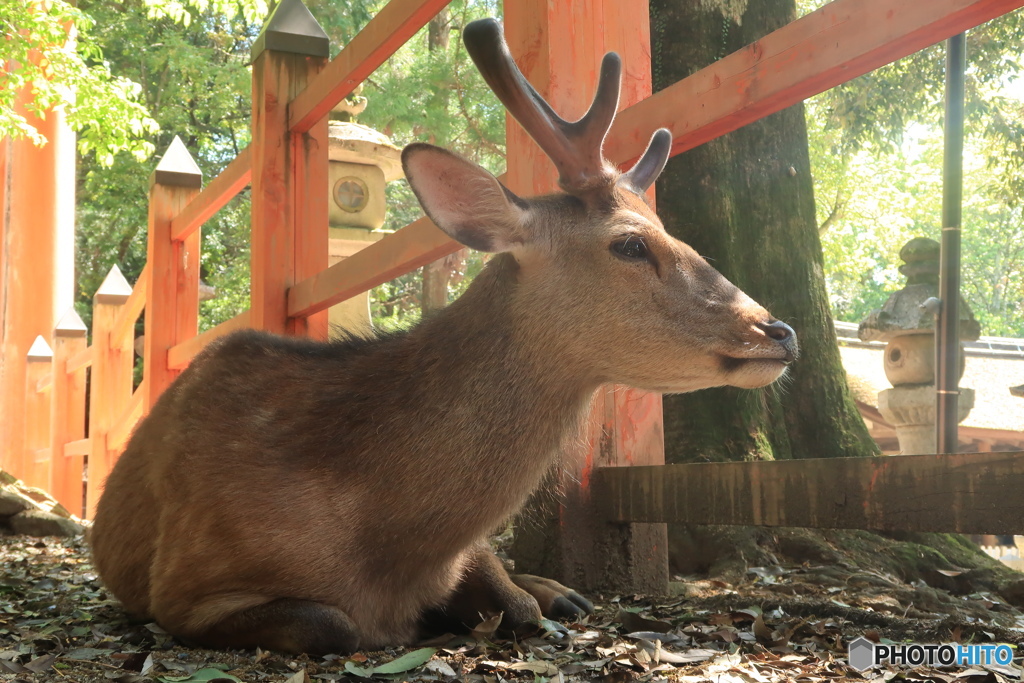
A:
89 18 797 656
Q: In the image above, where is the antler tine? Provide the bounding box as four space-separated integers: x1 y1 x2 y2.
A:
463 18 620 192
621 128 672 193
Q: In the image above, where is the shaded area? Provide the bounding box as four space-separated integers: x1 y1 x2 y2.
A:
2 534 1023 682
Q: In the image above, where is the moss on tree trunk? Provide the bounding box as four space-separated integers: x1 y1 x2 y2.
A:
647 0 1021 594
650 0 877 464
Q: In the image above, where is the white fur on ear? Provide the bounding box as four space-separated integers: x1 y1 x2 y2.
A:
402 143 529 253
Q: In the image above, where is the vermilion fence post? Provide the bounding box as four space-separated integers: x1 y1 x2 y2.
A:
504 0 668 594
50 308 88 516
23 336 54 490
249 0 331 338
86 267 134 518
144 137 202 409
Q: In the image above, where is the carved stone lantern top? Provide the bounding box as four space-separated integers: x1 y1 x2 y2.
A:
327 121 403 182
858 237 980 343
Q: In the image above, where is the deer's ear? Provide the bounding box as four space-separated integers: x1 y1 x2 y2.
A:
402 143 529 253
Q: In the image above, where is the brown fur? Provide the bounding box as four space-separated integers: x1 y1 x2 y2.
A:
89 21 797 656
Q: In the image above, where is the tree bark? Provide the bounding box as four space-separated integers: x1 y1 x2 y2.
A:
650 0 878 466
427 8 450 53
421 249 465 314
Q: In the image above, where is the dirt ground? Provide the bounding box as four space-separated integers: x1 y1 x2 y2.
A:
1 533 1023 683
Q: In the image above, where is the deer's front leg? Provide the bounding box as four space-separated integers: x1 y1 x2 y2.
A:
425 544 592 636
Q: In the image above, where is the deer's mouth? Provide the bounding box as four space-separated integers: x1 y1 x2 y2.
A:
719 354 792 373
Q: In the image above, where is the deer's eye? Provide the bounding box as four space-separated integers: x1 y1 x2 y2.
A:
611 236 648 261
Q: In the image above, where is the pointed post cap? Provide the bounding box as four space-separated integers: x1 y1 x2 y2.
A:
151 136 203 189
95 265 133 305
27 335 53 361
54 308 88 338
251 0 330 60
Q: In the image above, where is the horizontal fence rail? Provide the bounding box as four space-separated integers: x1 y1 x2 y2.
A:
605 0 1024 166
288 0 452 133
171 147 252 243
288 216 460 319
111 265 149 343
596 452 1024 535
168 310 252 370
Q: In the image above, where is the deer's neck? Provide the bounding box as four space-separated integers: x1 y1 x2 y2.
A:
354 254 597 553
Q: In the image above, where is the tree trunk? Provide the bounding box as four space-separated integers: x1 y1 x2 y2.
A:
421 249 465 314
646 1 1021 590
650 0 878 466
427 8 450 52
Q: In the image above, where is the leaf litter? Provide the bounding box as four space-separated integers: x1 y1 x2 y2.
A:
1 536 1023 682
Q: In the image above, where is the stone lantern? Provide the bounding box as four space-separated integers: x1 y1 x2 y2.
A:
326 109 403 338
858 237 981 454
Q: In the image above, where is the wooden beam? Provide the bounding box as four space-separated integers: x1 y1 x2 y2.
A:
1 88 61 472
288 0 450 134
111 264 149 345
23 337 53 489
287 215 459 319
50 309 88 516
107 380 147 452
603 0 1024 167
596 452 1024 535
502 0 667 596
86 266 134 519
288 48 329 339
64 438 90 458
170 146 251 243
144 138 202 411
167 309 251 371
250 26 329 334
67 346 93 374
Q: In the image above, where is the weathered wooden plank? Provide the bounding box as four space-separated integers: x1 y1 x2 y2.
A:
111 264 149 345
170 146 252 243
167 309 251 371
107 380 147 452
67 346 93 374
596 452 1024 535
288 0 450 134
604 0 1024 167
287 216 460 319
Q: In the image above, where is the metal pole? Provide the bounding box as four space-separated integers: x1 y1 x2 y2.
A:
936 33 966 454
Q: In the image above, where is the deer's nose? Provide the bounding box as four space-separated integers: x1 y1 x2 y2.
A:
757 320 798 362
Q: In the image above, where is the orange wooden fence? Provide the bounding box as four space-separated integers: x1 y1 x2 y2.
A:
7 0 1022 590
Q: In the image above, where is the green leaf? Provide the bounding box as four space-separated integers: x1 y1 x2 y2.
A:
346 647 438 677
343 661 374 678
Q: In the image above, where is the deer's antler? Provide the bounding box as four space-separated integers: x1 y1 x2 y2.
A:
463 18 673 196
463 18 621 192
